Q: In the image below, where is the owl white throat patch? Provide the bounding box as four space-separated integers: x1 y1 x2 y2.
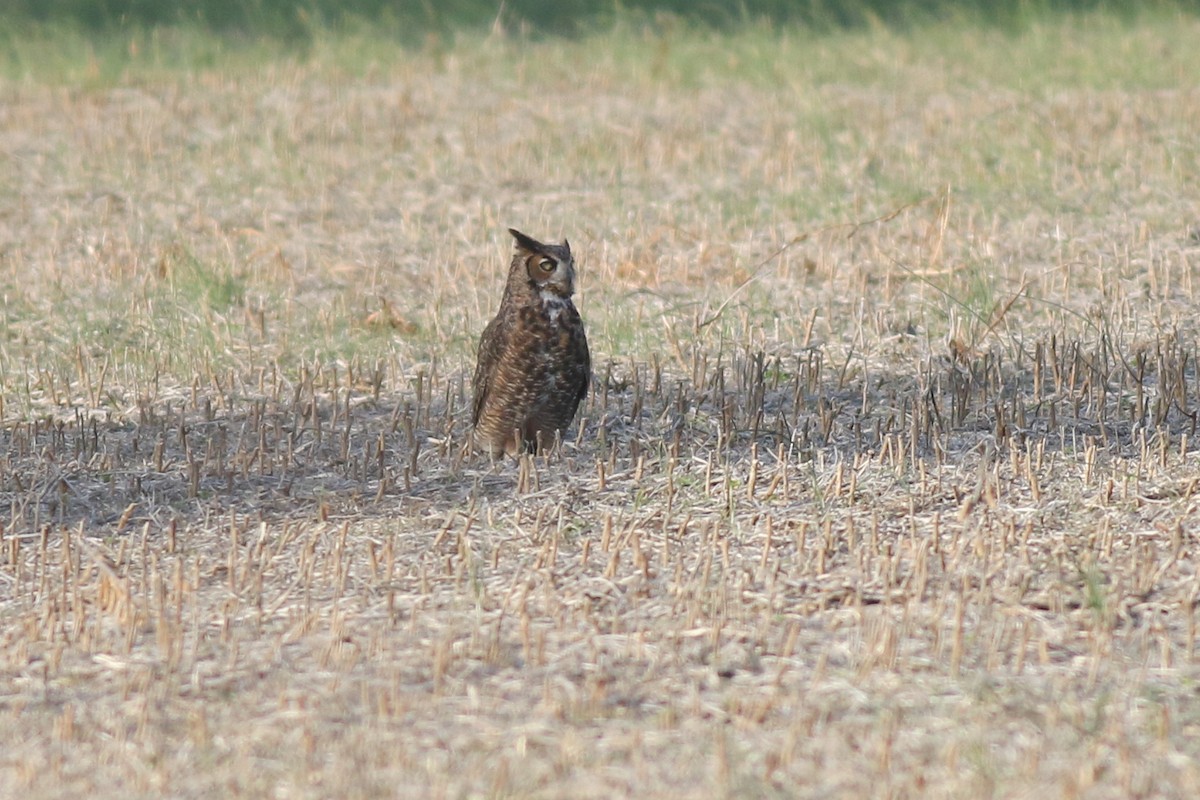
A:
540 289 569 324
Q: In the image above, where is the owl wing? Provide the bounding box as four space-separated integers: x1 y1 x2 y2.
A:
568 306 590 413
471 314 507 426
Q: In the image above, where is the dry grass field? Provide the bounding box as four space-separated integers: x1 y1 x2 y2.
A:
3 12 1200 798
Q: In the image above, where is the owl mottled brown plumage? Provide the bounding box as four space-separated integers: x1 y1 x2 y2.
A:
471 228 591 458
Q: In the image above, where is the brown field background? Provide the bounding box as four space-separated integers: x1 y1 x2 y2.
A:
3 13 1200 798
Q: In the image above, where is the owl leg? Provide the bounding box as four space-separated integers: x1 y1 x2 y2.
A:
502 427 524 458
538 429 564 458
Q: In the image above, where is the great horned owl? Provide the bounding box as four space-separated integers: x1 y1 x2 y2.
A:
471 228 590 457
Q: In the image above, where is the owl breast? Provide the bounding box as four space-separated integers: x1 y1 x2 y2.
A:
475 297 588 456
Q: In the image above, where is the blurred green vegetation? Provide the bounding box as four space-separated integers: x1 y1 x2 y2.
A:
3 0 1197 42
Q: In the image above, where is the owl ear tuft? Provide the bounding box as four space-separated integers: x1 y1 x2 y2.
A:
508 228 546 254
563 238 570 254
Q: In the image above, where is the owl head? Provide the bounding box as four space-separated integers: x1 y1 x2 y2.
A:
508 228 576 298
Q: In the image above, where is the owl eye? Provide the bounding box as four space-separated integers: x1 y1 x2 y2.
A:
535 258 556 275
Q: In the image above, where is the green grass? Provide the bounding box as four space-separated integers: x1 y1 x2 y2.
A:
6 0 1197 39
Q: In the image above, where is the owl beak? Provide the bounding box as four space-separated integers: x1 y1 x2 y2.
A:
544 263 576 296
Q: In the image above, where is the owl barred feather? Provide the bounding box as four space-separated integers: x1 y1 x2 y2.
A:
471 228 591 457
